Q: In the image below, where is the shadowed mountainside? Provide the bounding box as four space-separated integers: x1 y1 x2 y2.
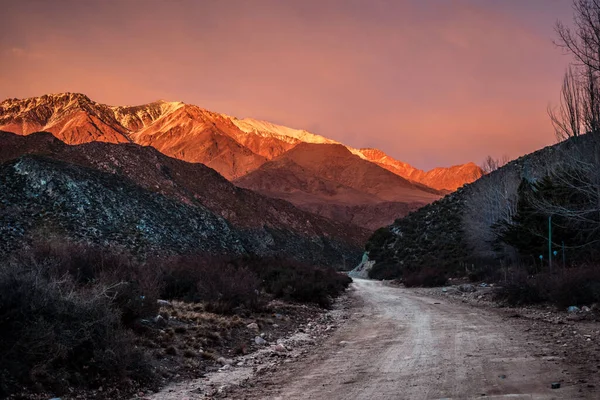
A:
234 143 441 229
362 133 599 280
0 131 365 268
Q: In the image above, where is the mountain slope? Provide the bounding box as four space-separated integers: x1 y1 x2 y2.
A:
362 134 596 280
234 143 441 229
0 131 365 267
124 104 267 179
356 148 483 191
0 93 481 231
0 93 480 187
0 155 243 256
0 93 130 144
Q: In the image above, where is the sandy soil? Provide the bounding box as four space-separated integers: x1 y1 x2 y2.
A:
225 279 596 400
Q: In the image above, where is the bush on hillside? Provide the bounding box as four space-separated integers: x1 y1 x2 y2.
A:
13 240 161 327
159 255 262 314
495 267 600 307
243 257 352 308
496 172 600 268
402 267 448 287
160 255 352 310
368 260 401 280
0 261 153 397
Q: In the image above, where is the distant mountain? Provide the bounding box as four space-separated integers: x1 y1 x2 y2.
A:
355 148 483 191
0 131 365 268
0 93 481 229
234 143 440 229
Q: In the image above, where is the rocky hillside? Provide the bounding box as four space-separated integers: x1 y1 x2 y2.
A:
357 148 483 191
0 131 365 268
362 134 597 280
0 93 480 230
234 143 440 230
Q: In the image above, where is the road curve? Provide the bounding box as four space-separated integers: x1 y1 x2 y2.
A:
235 279 587 400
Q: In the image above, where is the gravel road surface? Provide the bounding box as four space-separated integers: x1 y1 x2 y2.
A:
232 279 588 399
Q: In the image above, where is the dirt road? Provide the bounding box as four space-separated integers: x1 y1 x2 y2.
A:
231 279 590 400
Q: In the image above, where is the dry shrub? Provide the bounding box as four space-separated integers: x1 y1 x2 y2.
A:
0 261 154 397
240 256 353 308
13 240 161 327
493 270 545 306
159 255 351 310
495 267 600 307
402 267 448 287
159 255 262 314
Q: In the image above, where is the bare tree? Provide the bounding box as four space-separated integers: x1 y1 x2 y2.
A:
530 0 600 261
548 66 584 140
463 165 520 260
552 0 600 138
480 155 510 174
581 64 600 133
556 0 600 73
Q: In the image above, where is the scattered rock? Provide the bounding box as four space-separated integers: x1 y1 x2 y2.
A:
273 344 287 352
157 299 173 307
458 284 477 293
567 306 580 313
217 357 233 365
247 322 259 331
153 314 168 327
255 336 267 346
551 382 561 389
581 306 591 312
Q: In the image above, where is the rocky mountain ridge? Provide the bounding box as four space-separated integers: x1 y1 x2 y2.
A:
0 93 483 230
0 93 482 188
0 131 364 267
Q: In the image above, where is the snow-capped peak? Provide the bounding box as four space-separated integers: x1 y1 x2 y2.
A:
231 117 340 146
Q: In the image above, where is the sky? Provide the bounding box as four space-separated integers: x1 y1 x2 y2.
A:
0 0 575 170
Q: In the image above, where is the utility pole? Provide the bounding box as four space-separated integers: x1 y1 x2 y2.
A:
548 215 552 270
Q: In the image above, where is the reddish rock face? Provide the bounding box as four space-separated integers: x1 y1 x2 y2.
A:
234 143 442 230
356 148 483 191
0 93 482 229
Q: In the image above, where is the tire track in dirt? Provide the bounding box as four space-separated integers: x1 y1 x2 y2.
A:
229 279 592 399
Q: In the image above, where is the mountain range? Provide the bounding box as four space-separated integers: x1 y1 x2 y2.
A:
0 131 364 267
0 93 483 230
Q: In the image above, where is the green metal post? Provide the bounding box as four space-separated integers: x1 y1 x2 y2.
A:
548 215 552 270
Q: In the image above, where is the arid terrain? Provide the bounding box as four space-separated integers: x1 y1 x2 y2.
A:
133 279 599 400
0 93 482 230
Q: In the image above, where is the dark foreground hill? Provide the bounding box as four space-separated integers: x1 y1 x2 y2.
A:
0 131 364 268
363 133 600 281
